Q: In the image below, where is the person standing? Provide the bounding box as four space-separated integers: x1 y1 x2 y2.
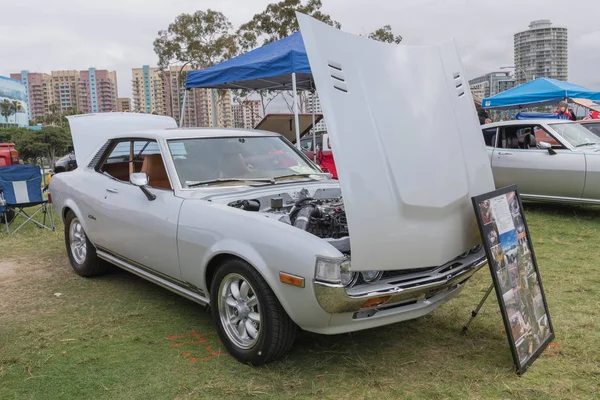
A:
553 101 576 121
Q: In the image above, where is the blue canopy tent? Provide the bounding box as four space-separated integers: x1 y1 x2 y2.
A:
482 78 600 110
184 32 314 148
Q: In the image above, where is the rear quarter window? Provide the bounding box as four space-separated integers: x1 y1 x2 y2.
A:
482 128 497 147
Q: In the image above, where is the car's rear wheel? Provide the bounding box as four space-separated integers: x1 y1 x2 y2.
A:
64 210 108 277
210 258 297 365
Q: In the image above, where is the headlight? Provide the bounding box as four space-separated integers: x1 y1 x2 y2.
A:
361 270 383 283
315 257 357 287
315 257 342 284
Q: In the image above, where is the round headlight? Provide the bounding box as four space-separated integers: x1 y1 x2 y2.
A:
361 270 383 283
340 270 357 287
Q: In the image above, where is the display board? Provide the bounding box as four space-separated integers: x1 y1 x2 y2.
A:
472 185 554 375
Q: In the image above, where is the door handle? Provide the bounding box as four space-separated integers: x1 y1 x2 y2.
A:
498 152 513 155
106 188 119 194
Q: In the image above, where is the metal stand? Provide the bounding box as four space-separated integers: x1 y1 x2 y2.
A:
461 283 494 334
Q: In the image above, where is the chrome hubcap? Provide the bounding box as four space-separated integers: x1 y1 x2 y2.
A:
69 218 87 265
218 273 261 349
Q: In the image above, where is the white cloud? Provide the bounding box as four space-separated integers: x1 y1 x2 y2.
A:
1 0 599 100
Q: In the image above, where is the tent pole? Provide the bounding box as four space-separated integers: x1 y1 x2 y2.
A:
179 89 188 127
311 91 316 162
292 73 301 149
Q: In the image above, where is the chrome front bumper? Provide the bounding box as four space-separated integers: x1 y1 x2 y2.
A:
314 251 488 314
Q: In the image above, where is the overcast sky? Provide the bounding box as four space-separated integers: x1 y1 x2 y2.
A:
1 0 598 105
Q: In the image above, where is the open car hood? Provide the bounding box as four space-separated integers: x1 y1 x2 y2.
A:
297 14 494 271
67 113 177 167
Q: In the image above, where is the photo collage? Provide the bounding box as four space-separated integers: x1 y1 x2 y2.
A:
478 191 551 366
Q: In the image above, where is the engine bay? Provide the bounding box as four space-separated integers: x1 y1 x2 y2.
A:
227 191 351 254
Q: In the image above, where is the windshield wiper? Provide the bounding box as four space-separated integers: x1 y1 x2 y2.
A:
273 173 330 181
576 142 600 148
186 178 275 188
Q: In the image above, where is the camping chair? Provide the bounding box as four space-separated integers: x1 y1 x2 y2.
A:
0 164 55 234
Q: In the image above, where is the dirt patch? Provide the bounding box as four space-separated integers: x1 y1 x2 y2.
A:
0 260 18 284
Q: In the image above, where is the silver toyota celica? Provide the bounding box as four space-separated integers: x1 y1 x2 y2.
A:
482 119 600 204
48 15 495 365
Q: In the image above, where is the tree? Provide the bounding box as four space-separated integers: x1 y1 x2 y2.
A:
1 99 14 123
11 101 22 123
153 10 238 70
10 126 72 165
237 0 340 51
367 25 403 44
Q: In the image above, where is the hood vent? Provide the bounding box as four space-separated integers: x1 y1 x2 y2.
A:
454 72 465 98
328 61 348 93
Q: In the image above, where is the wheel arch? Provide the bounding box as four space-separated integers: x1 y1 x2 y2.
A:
202 246 298 325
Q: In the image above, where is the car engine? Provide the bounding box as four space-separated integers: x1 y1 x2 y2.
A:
228 195 350 253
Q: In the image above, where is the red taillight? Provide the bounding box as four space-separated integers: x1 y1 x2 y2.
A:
47 193 52 204
10 149 19 164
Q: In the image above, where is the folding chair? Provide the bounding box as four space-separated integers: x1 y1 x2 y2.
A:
0 164 55 234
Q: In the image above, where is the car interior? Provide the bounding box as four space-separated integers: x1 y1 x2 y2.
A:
99 140 172 190
486 125 563 149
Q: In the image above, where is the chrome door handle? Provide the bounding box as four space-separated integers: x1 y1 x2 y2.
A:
498 152 513 155
106 188 119 194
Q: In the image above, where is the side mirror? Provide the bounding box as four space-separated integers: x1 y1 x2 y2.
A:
130 173 156 201
538 141 557 155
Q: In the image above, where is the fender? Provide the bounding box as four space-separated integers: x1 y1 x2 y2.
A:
201 239 301 324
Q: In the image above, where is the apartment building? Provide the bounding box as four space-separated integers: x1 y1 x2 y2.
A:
232 100 262 129
514 20 568 85
132 65 233 128
116 98 131 112
10 68 119 121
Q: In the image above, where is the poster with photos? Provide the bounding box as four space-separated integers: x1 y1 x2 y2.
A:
472 185 554 375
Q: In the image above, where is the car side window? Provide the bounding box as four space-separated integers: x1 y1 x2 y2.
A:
482 128 497 147
98 139 172 190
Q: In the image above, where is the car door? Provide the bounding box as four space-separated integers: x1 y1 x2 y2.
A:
491 124 586 199
93 138 183 280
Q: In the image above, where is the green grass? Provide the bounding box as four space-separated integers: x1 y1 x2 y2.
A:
1 203 599 399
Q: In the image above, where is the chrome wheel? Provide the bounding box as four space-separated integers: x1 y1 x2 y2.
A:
218 273 261 349
69 218 87 265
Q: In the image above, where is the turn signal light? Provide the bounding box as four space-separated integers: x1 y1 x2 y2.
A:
279 272 305 288
361 295 391 309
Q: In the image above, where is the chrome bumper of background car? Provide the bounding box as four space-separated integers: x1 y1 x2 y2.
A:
314 252 488 314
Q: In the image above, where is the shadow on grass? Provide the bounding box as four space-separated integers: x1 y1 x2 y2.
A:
91 267 514 376
523 201 600 220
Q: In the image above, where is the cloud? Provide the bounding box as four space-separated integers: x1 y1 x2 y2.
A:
1 0 599 102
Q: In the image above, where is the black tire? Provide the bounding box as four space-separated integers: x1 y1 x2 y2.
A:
210 258 297 365
64 210 109 277
0 209 15 224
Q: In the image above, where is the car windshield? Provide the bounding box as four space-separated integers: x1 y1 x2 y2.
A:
582 122 600 137
548 123 600 147
167 136 327 187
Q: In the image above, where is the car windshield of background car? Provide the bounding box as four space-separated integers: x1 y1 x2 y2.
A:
548 123 600 147
167 136 326 187
582 122 600 137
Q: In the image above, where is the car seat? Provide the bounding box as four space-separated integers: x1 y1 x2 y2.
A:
141 154 172 190
522 134 537 149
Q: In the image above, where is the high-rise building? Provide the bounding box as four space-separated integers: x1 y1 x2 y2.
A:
132 65 233 128
116 98 131 112
10 68 119 121
132 66 166 114
468 72 516 99
514 20 568 85
10 71 50 121
232 100 262 129
307 92 327 132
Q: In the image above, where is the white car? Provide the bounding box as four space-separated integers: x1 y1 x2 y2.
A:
48 15 494 365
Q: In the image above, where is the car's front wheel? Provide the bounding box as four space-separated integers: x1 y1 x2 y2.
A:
64 210 108 277
210 258 297 365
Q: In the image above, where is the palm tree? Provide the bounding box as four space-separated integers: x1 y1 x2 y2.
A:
11 101 22 124
0 99 14 123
